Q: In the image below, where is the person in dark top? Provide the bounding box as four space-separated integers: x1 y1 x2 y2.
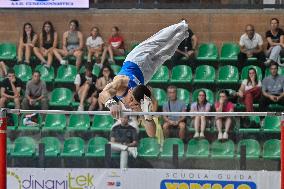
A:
109 116 138 168
33 21 58 68
74 63 98 111
264 18 284 66
171 19 198 64
0 69 23 109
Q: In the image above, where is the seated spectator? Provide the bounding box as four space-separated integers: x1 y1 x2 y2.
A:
33 21 58 68
162 85 186 140
215 90 234 140
21 71 48 110
264 18 284 66
259 61 284 111
96 65 115 110
238 24 265 66
190 90 211 139
17 23 38 64
53 20 83 70
0 61 7 78
235 67 261 112
74 63 98 111
86 27 104 66
100 26 125 64
171 18 198 64
0 69 22 109
109 116 138 168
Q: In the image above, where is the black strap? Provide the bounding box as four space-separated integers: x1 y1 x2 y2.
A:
168 100 171 112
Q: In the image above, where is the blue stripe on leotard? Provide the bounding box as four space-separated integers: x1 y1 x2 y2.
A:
115 61 144 100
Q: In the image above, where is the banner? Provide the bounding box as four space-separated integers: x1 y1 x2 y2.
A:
7 168 280 189
0 0 89 9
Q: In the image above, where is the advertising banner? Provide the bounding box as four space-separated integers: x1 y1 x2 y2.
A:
0 0 89 9
7 168 280 189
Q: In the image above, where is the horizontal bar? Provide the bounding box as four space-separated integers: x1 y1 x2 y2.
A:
5 109 283 117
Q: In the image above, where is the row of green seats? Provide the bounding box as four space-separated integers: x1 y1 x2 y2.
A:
7 137 280 160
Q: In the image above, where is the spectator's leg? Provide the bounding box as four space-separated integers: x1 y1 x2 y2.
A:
94 50 102 64
171 52 183 66
215 118 223 140
108 46 115 63
47 50 54 68
237 52 247 67
21 97 30 110
0 61 7 76
77 84 90 110
178 121 186 140
259 95 272 112
33 47 47 64
40 98 49 110
74 50 83 71
223 117 232 139
100 46 108 64
253 51 266 66
53 48 67 62
193 116 200 138
87 48 95 63
162 122 171 138
17 44 24 63
14 97 20 109
25 46 32 64
0 97 7 108
243 92 254 112
88 97 98 111
200 116 206 137
269 45 282 63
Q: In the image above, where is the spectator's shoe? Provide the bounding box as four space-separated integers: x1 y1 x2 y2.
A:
128 147 138 158
199 132 205 138
60 59 68 65
77 105 84 111
222 132 228 140
264 59 272 66
193 132 199 138
218 132 223 140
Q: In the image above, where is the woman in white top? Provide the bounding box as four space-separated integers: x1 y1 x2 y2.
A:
86 27 104 65
236 67 261 112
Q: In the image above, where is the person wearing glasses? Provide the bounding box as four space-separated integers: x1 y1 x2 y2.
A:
237 24 266 67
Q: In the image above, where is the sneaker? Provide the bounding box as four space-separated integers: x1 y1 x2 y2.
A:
60 59 68 65
223 132 228 140
108 58 115 64
199 132 205 138
128 147 138 158
264 59 272 66
193 132 199 138
218 132 223 140
77 105 84 111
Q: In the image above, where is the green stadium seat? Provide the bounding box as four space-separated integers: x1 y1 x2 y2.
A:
160 138 184 158
92 65 101 77
217 65 239 84
239 116 261 133
211 140 234 159
86 137 108 157
240 65 262 83
91 115 114 132
49 88 73 108
177 88 190 105
110 65 121 75
0 43 17 61
131 42 139 50
192 88 214 105
18 113 42 131
265 66 284 77
193 65 215 84
197 43 218 61
152 88 167 106
7 138 12 155
42 114 66 132
61 137 84 157
263 139 280 159
35 65 54 84
67 114 90 131
7 113 18 131
186 139 209 158
11 137 37 157
138 138 160 158
114 55 126 62
170 65 192 83
40 137 61 157
150 66 169 83
13 64 32 82
237 139 260 159
55 65 77 84
219 43 240 62
262 116 281 133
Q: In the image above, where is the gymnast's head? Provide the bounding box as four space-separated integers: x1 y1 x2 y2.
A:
123 85 151 110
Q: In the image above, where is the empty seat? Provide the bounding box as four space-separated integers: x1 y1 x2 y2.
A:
177 88 190 105
55 65 77 84
262 116 281 133
186 139 209 158
110 64 121 75
49 88 73 108
86 137 108 157
0 43 17 61
11 137 37 157
14 64 32 82
138 137 160 158
197 43 218 61
263 139 280 159
217 65 239 84
152 88 167 106
40 137 61 157
193 65 215 84
160 138 184 158
91 115 114 132
211 140 234 159
35 65 55 84
219 43 240 62
67 114 90 131
237 139 260 159
170 65 192 83
150 66 169 83
42 114 66 132
61 137 85 157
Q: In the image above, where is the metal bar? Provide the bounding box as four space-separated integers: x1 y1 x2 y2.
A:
6 109 283 117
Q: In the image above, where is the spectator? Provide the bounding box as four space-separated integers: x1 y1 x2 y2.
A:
17 23 38 64
235 67 261 112
190 90 211 138
86 27 104 66
238 24 266 66
100 26 125 65
21 71 48 110
96 65 115 110
215 90 234 140
109 116 138 168
33 21 58 68
259 61 284 111
264 18 284 66
162 85 186 140
0 61 7 78
74 63 98 111
171 19 198 64
0 69 22 109
53 19 83 70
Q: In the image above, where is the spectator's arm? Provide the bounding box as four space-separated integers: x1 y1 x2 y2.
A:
10 82 19 98
52 32 58 49
266 37 280 47
240 45 247 53
277 92 284 100
35 82 48 101
177 106 187 123
95 79 103 91
191 34 198 51
175 49 187 56
39 33 44 49
76 32 84 51
253 44 263 54
18 36 24 47
31 34 38 48
1 87 12 98
127 140 137 147
74 74 81 93
262 90 273 99
62 32 68 51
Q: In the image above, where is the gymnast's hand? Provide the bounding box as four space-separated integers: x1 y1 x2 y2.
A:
109 104 122 119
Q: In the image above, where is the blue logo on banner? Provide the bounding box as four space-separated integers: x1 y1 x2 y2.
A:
160 179 257 189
